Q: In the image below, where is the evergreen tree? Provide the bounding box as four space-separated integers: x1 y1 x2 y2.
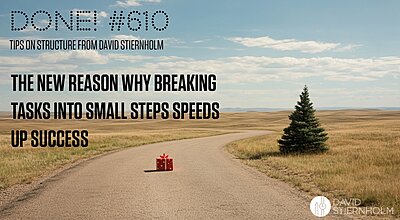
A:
278 85 328 153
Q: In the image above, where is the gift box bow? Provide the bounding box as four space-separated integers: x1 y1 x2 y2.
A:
159 153 169 159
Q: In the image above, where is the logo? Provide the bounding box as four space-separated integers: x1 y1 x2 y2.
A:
310 196 331 217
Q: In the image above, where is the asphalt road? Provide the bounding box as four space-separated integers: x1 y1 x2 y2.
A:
0 131 319 219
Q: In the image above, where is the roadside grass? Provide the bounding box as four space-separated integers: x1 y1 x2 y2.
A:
226 110 400 216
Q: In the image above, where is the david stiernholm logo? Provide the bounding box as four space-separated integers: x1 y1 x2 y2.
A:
310 196 331 217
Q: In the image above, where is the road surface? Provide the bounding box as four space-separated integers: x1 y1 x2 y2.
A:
0 131 319 219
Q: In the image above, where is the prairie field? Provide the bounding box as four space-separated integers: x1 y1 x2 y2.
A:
226 110 400 216
0 110 399 216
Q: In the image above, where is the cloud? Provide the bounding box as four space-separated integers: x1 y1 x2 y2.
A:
112 0 161 7
163 37 186 47
38 51 108 64
334 44 362 52
39 19 51 25
102 55 400 82
98 11 109 18
70 9 108 25
72 9 108 18
19 27 37 33
0 38 9 48
112 34 140 40
107 54 153 62
107 54 193 63
0 57 38 65
0 50 107 72
1 53 399 83
228 36 358 53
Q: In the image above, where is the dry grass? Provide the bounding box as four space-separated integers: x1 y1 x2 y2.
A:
1 110 399 216
226 110 400 216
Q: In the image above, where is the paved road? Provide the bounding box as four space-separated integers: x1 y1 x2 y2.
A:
0 131 319 219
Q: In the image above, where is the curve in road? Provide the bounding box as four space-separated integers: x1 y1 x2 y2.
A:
0 130 318 219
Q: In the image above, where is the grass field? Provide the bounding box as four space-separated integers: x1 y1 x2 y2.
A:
226 110 400 216
1 110 399 216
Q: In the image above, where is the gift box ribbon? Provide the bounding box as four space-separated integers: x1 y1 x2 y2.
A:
159 153 169 159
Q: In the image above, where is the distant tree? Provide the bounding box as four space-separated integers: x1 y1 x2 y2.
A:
278 85 328 153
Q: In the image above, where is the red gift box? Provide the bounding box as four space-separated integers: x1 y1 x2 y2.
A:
156 153 173 171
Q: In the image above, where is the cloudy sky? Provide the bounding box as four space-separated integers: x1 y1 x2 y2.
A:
0 0 399 111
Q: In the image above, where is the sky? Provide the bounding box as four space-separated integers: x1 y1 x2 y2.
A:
0 0 399 111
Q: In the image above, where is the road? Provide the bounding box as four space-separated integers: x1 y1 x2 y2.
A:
0 131 318 219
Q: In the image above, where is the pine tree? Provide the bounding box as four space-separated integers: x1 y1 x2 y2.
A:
278 85 328 153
